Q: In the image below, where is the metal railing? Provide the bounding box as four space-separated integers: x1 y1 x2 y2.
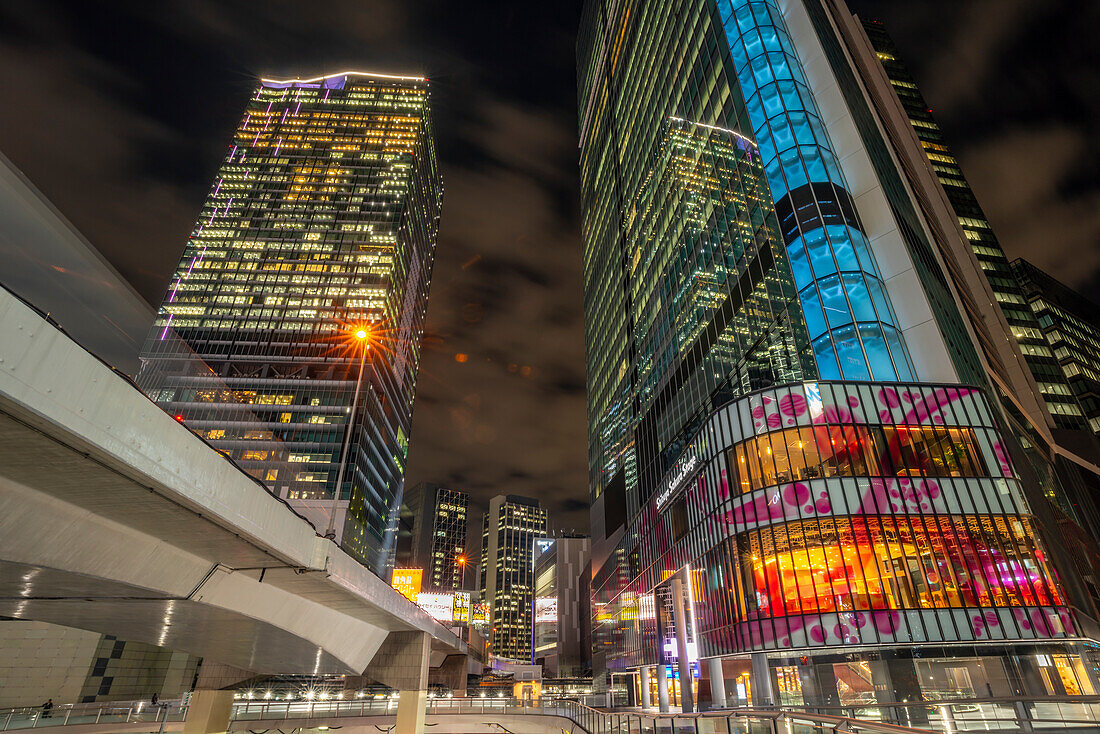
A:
780 696 1100 732
6 695 1100 734
232 698 937 734
0 702 184 731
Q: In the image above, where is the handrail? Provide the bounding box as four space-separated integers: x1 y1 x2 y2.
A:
5 695 1100 733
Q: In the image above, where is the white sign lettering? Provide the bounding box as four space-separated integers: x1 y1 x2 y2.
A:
657 454 699 508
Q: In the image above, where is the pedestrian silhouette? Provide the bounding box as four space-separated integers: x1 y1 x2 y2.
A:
41 699 53 718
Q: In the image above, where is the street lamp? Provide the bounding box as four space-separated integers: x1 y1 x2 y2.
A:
324 326 370 540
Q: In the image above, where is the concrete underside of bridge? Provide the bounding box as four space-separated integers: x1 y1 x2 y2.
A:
0 286 463 680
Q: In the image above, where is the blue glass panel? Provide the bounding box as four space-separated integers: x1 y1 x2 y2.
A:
742 30 764 60
789 112 815 146
750 53 775 88
843 273 876 322
730 39 749 68
779 146 808 189
779 80 803 112
800 145 827 181
758 84 784 118
859 324 898 382
758 24 779 49
785 236 813 288
825 224 860 271
818 274 853 328
804 228 836 278
799 284 827 338
833 325 871 380
812 334 842 380
767 53 793 83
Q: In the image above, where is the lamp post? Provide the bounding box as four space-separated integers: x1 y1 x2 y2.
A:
324 327 370 540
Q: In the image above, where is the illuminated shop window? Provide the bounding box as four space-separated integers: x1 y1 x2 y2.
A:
729 424 986 492
737 515 1061 619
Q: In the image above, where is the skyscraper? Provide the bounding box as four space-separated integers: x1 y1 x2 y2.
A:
478 495 548 662
397 482 470 590
578 0 1100 712
1011 260 1100 438
859 21 1088 431
139 71 442 575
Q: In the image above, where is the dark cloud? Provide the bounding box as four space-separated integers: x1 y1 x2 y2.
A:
0 0 590 530
850 0 1100 299
1 0 1096 539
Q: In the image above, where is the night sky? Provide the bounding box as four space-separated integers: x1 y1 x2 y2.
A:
0 0 1096 532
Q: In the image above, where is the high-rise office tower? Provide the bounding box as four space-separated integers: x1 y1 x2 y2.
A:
478 495 548 662
397 483 470 590
1011 260 1100 438
860 21 1088 431
139 71 442 575
578 0 1100 712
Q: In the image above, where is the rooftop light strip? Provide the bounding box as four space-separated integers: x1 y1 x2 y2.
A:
668 116 757 147
261 70 426 84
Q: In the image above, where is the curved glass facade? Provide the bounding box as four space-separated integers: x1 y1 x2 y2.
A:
594 381 1084 672
716 0 913 381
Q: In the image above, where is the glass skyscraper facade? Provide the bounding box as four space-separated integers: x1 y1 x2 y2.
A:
139 71 442 576
397 482 470 590
579 0 1100 712
860 22 1087 431
1012 260 1100 437
478 495 548 662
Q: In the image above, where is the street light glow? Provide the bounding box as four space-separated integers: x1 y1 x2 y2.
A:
355 328 368 340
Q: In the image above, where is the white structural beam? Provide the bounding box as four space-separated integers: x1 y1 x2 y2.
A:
0 286 463 675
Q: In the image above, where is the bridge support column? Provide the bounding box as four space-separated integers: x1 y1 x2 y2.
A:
367 631 430 734
183 691 234 734
184 664 257 734
639 667 652 709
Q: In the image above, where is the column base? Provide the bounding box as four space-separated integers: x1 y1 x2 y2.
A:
183 690 234 734
395 689 427 734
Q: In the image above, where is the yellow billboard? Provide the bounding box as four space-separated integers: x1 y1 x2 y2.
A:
391 568 423 603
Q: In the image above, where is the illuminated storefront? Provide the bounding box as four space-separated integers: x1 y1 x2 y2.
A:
594 381 1099 705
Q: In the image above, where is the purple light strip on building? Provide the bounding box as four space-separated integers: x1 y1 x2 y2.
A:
212 178 223 197
324 89 330 101
159 314 174 340
294 100 301 116
224 197 233 215
280 108 288 125
273 139 282 157
228 145 237 162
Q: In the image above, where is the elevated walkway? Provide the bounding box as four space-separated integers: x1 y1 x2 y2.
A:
0 283 464 678
5 697 1100 734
